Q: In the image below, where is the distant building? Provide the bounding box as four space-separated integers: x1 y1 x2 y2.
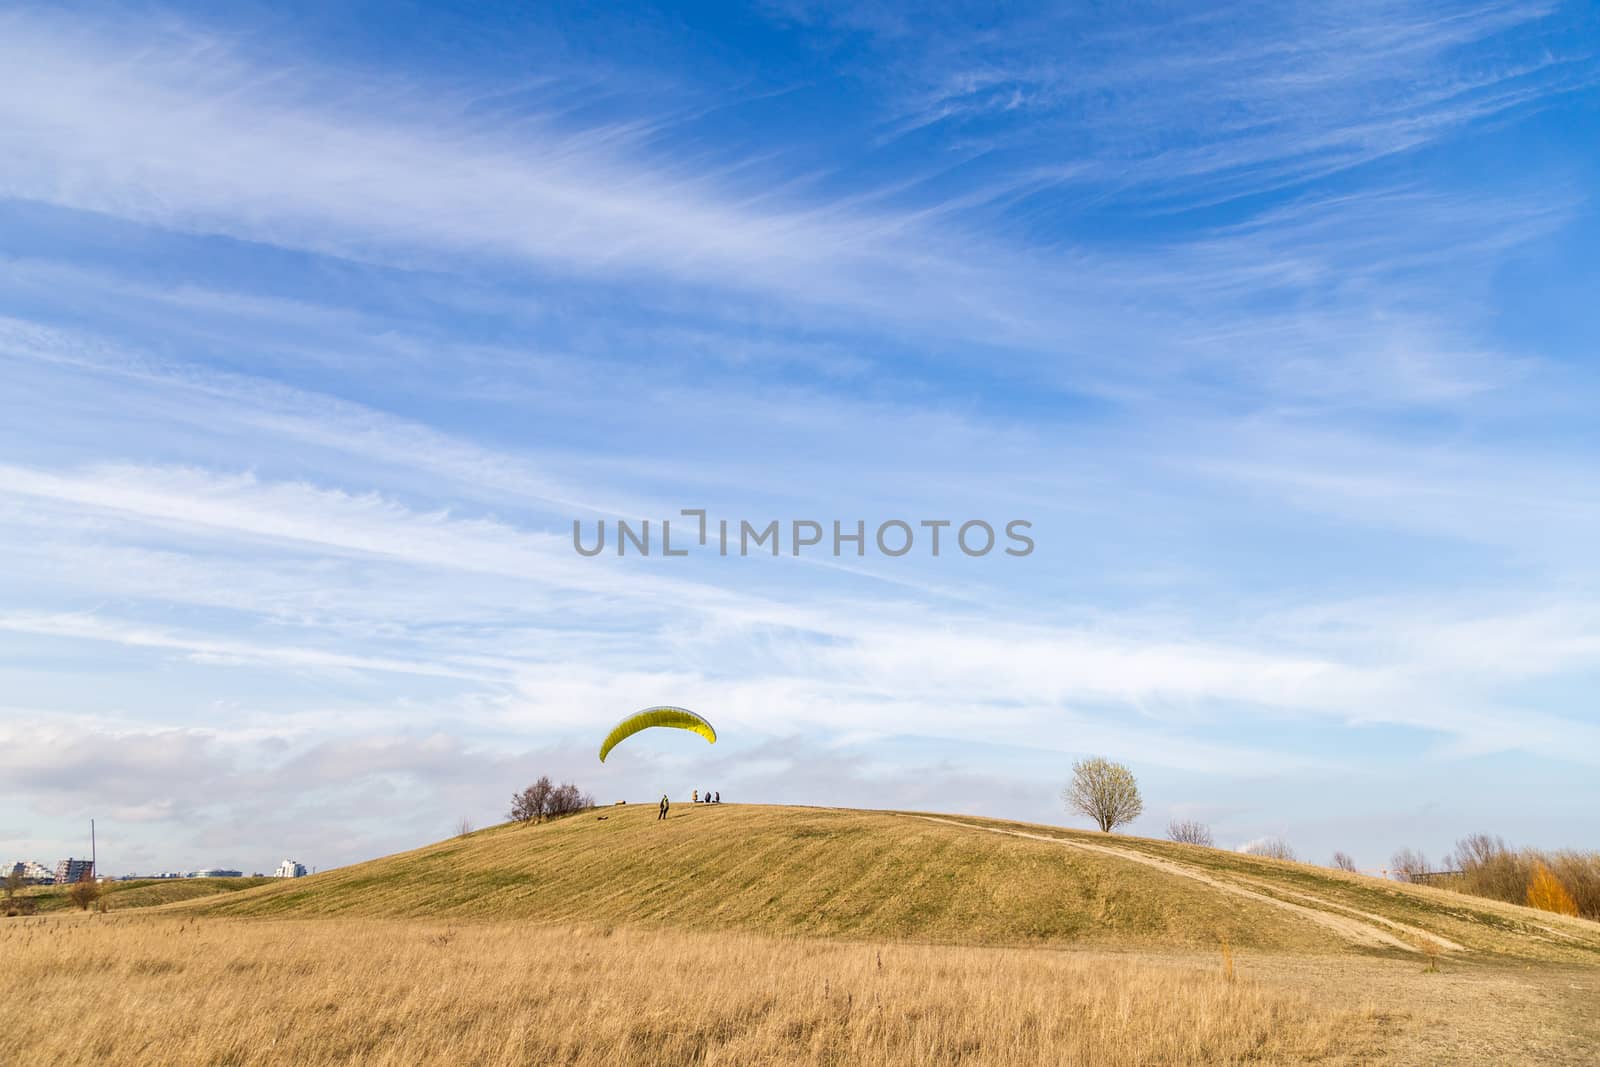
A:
53 858 94 884
272 860 308 878
195 869 243 879
7 861 54 885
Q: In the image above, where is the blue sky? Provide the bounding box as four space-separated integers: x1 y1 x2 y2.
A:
2 1 1598 876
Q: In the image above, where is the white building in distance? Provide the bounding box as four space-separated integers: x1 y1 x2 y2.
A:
272 860 308 878
6 861 54 885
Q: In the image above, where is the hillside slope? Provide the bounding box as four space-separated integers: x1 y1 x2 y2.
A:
185 805 1600 962
21 876 272 913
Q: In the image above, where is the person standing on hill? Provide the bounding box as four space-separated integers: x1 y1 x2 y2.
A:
692 789 698 803
658 794 670 820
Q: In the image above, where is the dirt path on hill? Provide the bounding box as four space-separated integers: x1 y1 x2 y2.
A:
906 814 1462 955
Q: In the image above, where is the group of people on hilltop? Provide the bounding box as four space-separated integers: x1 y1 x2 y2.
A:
657 789 722 820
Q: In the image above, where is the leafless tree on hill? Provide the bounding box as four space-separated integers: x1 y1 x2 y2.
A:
1242 838 1296 861
549 782 595 817
1167 820 1214 847
1330 851 1358 872
1390 848 1430 882
1450 833 1526 899
1064 757 1143 833
509 777 594 824
510 776 554 824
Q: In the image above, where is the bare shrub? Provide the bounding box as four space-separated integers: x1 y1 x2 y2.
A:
547 782 594 818
3 867 35 917
1450 833 1530 905
1063 757 1142 833
67 870 101 912
1438 834 1600 920
1419 937 1440 974
1548 852 1600 919
1242 838 1296 862
1330 852 1358 872
548 782 578 817
1167 820 1213 847
455 817 474 838
1389 848 1430 883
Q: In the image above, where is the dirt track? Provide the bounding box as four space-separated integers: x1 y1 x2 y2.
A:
907 815 1463 955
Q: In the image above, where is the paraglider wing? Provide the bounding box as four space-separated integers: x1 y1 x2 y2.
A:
598 706 717 762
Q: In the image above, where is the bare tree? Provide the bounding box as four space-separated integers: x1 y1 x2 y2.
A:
1167 819 1214 847
1330 851 1358 872
1450 833 1527 903
509 777 595 824
1064 757 1143 833
509 776 554 824
546 782 594 818
1243 838 1296 861
67 869 101 912
547 782 576 817
1390 848 1430 882
1453 832 1507 870
455 816 474 838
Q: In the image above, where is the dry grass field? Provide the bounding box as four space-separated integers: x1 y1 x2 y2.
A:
6 804 1598 1064
0 916 1387 1065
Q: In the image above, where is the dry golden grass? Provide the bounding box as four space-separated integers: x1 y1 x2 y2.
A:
186 805 1600 964
9 807 1600 1064
928 812 1600 963
190 805 1327 951
0 915 1382 1066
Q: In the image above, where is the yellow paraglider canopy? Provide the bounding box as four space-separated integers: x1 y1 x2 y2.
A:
598 706 717 762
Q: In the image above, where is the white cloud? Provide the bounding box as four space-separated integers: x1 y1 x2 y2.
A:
2 4 1597 875
4 456 1599 767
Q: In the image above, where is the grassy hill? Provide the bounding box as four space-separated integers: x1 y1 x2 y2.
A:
18 876 272 913
179 804 1600 963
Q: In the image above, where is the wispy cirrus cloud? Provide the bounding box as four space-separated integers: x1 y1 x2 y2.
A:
2 2 1598 876
812 0 1595 204
0 7 1578 412
4 453 1598 765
